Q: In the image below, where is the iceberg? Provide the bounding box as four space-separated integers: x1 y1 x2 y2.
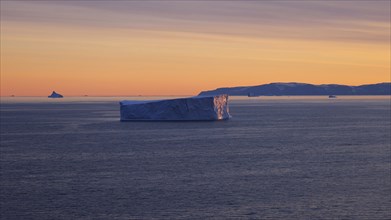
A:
48 91 63 98
120 95 230 121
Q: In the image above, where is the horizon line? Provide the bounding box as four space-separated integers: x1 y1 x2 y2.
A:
2 82 390 97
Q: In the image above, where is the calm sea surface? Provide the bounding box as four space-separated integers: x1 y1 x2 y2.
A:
1 96 390 219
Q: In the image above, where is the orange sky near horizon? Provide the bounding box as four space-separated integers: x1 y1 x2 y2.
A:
1 1 390 96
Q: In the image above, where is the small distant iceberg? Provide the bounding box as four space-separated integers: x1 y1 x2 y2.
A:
120 95 231 121
48 91 63 98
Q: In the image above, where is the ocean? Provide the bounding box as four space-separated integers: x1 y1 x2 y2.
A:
1 96 390 219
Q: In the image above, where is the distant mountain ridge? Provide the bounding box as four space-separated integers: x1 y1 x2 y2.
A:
198 82 391 96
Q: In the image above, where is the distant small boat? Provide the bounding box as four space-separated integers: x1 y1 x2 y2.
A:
329 95 337 98
248 93 259 97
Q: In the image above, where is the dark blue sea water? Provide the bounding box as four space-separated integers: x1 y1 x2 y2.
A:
1 96 390 219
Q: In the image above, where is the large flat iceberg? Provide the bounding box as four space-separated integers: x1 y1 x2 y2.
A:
120 95 230 121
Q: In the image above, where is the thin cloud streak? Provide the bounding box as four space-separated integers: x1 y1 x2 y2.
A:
1 1 390 43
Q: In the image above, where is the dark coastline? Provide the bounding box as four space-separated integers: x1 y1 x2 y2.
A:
199 82 391 96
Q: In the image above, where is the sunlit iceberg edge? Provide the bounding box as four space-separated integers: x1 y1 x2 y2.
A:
120 95 231 121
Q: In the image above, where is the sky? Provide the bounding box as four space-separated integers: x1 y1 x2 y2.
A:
1 0 390 96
